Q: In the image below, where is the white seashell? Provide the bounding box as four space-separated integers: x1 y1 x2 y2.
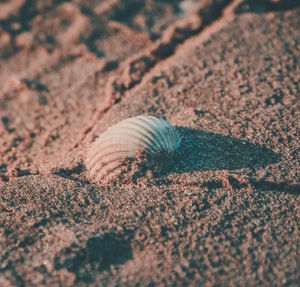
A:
85 115 181 181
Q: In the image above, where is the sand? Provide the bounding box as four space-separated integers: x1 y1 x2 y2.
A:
0 0 299 286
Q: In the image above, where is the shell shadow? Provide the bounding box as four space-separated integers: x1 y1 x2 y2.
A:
160 127 281 175
235 0 300 14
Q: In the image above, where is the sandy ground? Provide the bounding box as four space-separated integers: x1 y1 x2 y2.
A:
0 0 299 286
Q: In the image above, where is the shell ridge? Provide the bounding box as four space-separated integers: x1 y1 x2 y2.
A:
117 122 159 152
89 153 128 178
97 129 156 154
97 127 157 150
132 116 163 150
162 126 172 151
149 117 173 152
91 159 122 180
87 140 145 165
85 115 181 181
94 160 127 181
147 117 170 151
147 117 171 151
89 150 131 173
87 146 136 171
150 117 180 152
119 121 162 152
135 122 164 152
161 124 173 151
136 117 166 151
87 141 130 161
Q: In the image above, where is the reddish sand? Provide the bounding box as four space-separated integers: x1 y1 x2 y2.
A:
0 0 299 286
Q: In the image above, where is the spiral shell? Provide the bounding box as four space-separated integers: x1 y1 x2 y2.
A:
85 115 181 181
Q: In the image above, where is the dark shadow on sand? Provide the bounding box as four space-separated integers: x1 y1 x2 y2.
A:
160 127 281 175
235 0 300 14
54 233 132 283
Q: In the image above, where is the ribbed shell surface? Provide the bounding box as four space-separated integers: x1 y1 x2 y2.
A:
85 115 181 181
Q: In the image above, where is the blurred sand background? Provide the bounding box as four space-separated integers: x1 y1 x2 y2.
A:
0 0 299 286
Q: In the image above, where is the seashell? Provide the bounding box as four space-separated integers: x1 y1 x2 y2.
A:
85 115 181 181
